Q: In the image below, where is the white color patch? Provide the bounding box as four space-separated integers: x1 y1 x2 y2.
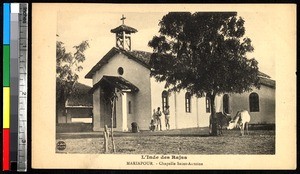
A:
11 3 20 13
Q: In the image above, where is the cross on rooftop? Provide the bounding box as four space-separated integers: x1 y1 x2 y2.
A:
120 14 126 25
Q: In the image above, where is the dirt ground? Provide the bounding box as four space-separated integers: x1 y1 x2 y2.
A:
56 127 275 154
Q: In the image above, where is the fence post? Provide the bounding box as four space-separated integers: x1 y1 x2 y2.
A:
103 125 109 153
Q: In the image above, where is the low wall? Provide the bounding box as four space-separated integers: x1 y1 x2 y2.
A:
56 123 93 133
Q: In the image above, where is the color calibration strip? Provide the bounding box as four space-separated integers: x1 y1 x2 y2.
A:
3 3 28 171
3 3 11 171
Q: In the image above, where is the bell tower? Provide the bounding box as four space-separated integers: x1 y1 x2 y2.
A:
110 15 138 51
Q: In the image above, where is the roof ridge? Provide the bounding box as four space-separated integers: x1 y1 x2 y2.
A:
130 49 152 53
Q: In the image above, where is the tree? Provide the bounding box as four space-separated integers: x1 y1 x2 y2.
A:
148 12 260 136
56 40 89 123
102 87 122 153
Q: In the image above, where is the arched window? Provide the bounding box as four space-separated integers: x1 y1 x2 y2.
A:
223 94 230 114
206 96 211 113
185 92 191 113
128 101 131 114
249 92 259 112
162 90 169 111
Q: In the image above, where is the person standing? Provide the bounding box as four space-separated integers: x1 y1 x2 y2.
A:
164 105 170 130
149 119 155 132
156 107 162 131
152 109 156 120
150 109 156 131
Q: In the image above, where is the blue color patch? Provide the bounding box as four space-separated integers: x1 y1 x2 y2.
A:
3 3 11 44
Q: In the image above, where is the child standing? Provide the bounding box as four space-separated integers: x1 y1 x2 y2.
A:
164 105 170 130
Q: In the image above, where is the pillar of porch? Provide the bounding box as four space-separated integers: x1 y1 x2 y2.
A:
93 88 101 131
122 93 128 131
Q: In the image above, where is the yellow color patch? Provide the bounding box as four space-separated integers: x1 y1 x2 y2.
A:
3 87 10 128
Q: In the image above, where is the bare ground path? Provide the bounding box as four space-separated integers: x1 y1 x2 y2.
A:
56 127 275 154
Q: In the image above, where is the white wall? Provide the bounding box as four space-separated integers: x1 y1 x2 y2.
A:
196 96 211 127
92 88 101 131
215 95 223 113
228 85 275 124
175 89 197 129
150 78 211 130
115 90 123 131
126 93 136 131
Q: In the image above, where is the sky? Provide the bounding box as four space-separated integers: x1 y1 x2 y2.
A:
57 8 278 87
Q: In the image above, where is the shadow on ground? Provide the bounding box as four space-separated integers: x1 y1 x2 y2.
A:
56 126 274 139
56 127 212 139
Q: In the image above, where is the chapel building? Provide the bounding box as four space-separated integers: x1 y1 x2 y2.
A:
85 17 275 131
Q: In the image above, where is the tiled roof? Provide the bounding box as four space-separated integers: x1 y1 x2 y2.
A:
257 71 275 88
259 77 276 88
258 71 271 78
89 75 139 93
111 25 138 34
66 83 93 107
127 50 152 65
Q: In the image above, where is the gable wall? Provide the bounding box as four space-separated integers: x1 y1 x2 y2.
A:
92 53 152 130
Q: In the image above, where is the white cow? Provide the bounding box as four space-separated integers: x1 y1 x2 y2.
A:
227 110 251 136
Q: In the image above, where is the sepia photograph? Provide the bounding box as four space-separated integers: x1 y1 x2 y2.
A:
55 10 276 155
32 3 296 169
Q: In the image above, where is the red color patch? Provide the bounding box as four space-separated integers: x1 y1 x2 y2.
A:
2 128 10 171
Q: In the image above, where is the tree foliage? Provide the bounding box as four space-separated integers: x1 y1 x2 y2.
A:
56 40 89 118
149 12 260 96
149 12 260 135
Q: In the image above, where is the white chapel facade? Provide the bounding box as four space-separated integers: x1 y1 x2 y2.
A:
85 17 275 132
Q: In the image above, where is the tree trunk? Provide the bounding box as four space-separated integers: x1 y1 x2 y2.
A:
111 99 116 153
209 93 218 136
